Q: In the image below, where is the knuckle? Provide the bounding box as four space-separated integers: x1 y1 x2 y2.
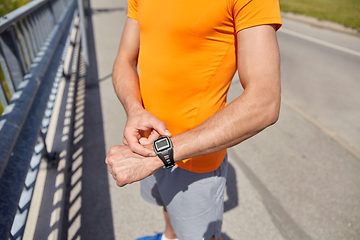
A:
108 146 118 155
116 175 127 187
106 155 114 166
109 147 115 155
123 127 131 134
107 153 121 166
154 120 166 129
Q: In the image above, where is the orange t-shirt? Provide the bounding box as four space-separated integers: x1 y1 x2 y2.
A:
127 0 282 173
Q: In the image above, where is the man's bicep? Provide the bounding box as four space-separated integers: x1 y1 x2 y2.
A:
236 24 280 93
117 17 140 65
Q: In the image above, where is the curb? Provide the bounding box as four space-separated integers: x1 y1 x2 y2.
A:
281 11 360 38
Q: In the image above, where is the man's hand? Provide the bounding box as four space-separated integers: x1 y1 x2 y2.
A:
105 145 163 187
123 108 171 156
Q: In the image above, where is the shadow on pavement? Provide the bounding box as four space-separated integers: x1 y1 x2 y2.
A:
228 149 313 240
62 0 116 238
91 7 126 15
224 162 238 212
222 232 233 240
61 58 115 240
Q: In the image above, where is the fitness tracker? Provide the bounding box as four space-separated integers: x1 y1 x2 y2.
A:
153 136 175 168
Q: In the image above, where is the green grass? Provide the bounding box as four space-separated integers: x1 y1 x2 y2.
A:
0 0 32 17
0 0 358 115
0 102 3 115
280 0 360 32
0 66 11 116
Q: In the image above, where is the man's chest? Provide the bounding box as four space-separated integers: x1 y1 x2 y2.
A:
136 0 236 40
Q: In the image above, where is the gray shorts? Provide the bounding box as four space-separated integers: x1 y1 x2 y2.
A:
141 155 228 240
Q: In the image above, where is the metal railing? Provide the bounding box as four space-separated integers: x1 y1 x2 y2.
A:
0 0 83 238
0 0 70 109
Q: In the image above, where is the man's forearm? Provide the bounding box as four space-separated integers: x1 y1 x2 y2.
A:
171 87 280 162
112 18 143 116
112 57 143 116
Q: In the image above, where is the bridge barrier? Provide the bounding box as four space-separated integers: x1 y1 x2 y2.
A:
0 0 88 238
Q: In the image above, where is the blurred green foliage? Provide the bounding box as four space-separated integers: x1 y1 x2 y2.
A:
280 0 360 32
0 0 32 17
0 66 11 115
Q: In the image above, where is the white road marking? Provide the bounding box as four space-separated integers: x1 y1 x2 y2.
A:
280 28 360 57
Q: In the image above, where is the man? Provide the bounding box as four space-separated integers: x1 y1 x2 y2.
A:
106 0 282 239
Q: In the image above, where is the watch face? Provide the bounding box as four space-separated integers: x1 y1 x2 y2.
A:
155 138 170 151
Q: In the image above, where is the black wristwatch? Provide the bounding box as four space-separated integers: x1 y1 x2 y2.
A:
153 136 175 168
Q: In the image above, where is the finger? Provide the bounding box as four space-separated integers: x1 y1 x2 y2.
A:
123 128 148 154
127 135 153 156
138 136 156 157
139 137 149 145
147 130 161 142
147 118 171 137
138 130 159 145
123 136 128 145
107 165 113 175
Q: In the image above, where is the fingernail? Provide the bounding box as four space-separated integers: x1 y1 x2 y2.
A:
165 130 171 136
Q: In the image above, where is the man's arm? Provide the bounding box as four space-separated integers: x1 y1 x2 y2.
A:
112 18 141 115
106 24 280 186
171 24 280 160
112 18 171 156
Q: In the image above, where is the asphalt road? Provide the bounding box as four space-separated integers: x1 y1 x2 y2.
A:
33 0 358 238
222 18 360 239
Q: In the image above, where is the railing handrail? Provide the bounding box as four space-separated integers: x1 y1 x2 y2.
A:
0 0 73 179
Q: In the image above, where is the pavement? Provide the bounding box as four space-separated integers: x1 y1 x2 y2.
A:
22 0 360 239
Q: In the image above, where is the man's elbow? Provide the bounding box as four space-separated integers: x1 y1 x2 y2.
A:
266 96 281 126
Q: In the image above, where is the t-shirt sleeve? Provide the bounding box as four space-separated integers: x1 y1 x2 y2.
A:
127 0 138 20
232 0 282 33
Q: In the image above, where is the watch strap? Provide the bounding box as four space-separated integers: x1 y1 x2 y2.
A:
157 148 175 168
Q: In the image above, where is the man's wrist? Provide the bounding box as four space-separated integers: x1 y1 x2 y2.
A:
147 155 166 170
144 137 180 168
123 98 144 116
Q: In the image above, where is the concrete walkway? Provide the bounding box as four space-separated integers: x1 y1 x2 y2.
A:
90 0 286 238
24 0 360 239
88 0 360 239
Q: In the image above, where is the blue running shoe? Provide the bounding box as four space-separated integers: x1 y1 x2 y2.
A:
135 233 162 240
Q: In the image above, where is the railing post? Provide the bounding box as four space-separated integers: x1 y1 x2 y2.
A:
0 42 16 96
9 26 27 76
21 18 36 62
26 15 41 53
15 22 31 70
0 27 28 89
0 80 9 108
77 0 90 86
33 12 45 45
46 2 57 26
